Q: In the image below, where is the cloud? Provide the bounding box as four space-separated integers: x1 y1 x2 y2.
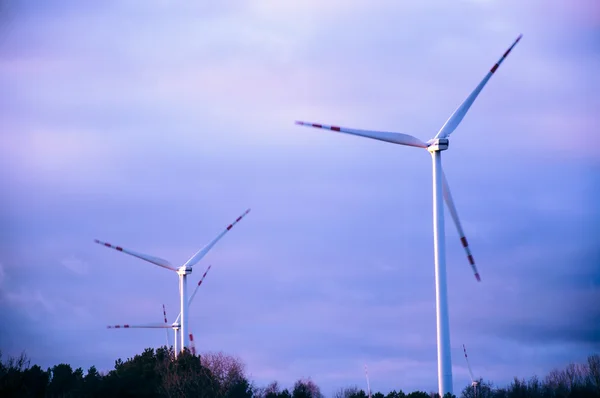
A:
0 0 598 395
60 255 89 275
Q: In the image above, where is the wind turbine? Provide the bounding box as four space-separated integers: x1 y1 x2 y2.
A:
295 35 522 396
107 305 175 352
463 344 479 398
106 265 213 357
364 364 372 398
96 208 251 355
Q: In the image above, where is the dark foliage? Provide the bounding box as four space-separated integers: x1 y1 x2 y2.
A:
0 349 598 398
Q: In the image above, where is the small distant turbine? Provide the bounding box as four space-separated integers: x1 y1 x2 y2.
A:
463 344 479 397
296 35 522 396
97 209 251 355
106 304 180 355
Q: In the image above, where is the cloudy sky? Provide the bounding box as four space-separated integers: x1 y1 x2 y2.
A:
1 0 599 395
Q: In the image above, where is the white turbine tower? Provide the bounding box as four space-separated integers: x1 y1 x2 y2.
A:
463 344 479 398
295 36 522 396
174 264 213 356
96 208 251 355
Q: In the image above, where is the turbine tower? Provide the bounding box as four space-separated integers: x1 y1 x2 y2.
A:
295 35 521 396
97 208 250 354
173 264 213 355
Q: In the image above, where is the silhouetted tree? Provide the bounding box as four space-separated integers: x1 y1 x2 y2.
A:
292 377 323 398
2 348 600 398
47 363 80 397
200 351 247 397
22 364 49 397
333 386 367 398
406 391 430 398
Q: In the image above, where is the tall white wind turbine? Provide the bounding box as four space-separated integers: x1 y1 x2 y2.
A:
295 36 522 396
96 208 251 355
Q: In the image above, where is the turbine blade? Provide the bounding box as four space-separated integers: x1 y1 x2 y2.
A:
107 323 171 329
435 34 522 139
188 265 212 306
189 333 196 355
182 209 251 268
365 364 372 398
441 172 481 281
163 304 170 348
295 121 427 148
463 344 476 383
94 239 177 271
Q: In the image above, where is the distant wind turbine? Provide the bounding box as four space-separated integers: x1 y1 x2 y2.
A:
463 344 479 398
107 304 175 351
295 35 522 396
96 208 251 355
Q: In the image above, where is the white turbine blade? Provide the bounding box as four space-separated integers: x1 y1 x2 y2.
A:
435 34 523 139
189 332 196 355
182 208 251 268
295 121 427 148
188 265 212 306
463 344 476 383
441 172 481 281
163 304 170 348
107 323 171 329
364 364 372 398
94 239 177 271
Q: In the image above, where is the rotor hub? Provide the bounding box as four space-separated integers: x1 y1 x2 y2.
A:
427 138 449 152
177 266 192 276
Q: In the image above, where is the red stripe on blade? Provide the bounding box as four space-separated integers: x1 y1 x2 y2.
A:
460 237 468 248
475 273 481 282
227 225 232 230
116 246 123 251
312 124 322 128
491 64 499 73
104 243 111 247
467 255 475 265
236 216 242 222
331 126 341 131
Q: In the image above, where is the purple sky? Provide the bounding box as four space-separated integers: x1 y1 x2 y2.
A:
1 0 599 395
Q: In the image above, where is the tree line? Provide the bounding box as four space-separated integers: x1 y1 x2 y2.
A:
1 348 598 398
